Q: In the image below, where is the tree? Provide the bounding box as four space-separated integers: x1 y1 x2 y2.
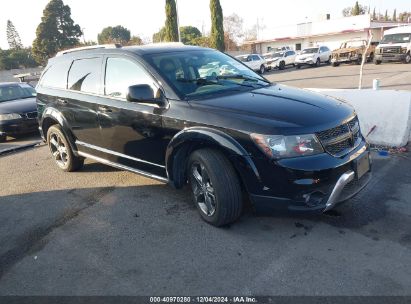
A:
32 0 82 64
372 8 377 20
98 26 131 44
393 9 397 22
180 26 202 45
6 20 23 49
210 0 224 51
224 14 244 51
190 36 212 48
129 36 143 46
0 48 37 70
399 12 411 22
164 0 179 42
153 27 166 43
352 1 360 16
384 10 389 21
342 2 368 17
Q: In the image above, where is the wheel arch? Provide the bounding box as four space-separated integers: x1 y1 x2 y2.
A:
40 107 78 154
165 127 261 191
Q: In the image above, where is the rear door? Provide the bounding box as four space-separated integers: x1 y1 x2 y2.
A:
65 57 103 146
96 55 168 176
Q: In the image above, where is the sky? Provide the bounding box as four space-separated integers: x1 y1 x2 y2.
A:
0 0 410 49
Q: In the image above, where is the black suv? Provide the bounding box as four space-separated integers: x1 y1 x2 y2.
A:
36 44 371 226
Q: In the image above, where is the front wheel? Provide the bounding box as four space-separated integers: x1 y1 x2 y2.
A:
374 59 382 65
279 61 285 70
332 62 340 67
259 65 265 74
314 58 320 67
405 53 411 64
0 134 6 142
295 64 301 69
188 149 242 227
47 125 84 172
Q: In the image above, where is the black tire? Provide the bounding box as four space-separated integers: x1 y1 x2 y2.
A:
0 134 6 142
188 148 242 227
326 56 331 64
368 53 374 63
279 61 285 70
295 64 301 69
374 59 382 65
315 58 321 67
356 55 362 65
259 65 265 74
47 125 84 172
332 62 340 67
405 53 411 64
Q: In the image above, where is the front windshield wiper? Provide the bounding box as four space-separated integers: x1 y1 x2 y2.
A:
217 74 271 85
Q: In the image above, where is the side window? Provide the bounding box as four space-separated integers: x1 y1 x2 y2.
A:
252 55 260 61
39 60 72 89
289 51 295 55
68 58 101 94
105 57 157 99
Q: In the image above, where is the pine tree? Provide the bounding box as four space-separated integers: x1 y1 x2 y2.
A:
210 0 224 51
32 0 82 64
372 8 376 20
164 0 179 42
352 1 360 16
393 9 397 22
384 10 389 21
6 20 23 49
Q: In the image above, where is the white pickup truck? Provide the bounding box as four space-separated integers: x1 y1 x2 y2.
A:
375 25 411 64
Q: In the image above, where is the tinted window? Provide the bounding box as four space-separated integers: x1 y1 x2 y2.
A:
0 84 36 103
252 55 260 61
68 58 101 94
40 60 71 89
105 57 157 99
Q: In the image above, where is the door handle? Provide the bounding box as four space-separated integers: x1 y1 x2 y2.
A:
57 98 67 105
98 106 112 113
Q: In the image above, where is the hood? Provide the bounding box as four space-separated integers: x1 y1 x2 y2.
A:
296 53 316 60
333 47 361 54
188 84 354 135
0 97 37 114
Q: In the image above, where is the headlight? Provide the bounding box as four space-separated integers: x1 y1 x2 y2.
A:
402 48 408 54
250 133 324 159
350 51 357 57
0 113 22 121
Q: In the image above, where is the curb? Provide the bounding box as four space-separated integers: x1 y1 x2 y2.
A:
0 141 43 156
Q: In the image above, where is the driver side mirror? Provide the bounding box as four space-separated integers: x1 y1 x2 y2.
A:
127 85 165 107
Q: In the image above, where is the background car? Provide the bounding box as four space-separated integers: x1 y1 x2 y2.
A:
198 62 220 77
331 40 376 66
295 46 331 68
235 54 267 74
266 50 296 70
374 25 411 64
0 82 38 142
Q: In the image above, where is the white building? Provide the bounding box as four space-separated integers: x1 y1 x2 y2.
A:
245 14 410 53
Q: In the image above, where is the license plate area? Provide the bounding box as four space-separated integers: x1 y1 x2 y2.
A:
354 153 370 180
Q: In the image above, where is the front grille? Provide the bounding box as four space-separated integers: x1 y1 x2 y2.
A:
339 52 350 58
316 116 362 157
24 111 37 119
382 47 401 54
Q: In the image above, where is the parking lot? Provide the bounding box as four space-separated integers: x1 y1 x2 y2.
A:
1 62 411 296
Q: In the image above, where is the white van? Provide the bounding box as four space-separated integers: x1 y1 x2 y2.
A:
375 25 411 64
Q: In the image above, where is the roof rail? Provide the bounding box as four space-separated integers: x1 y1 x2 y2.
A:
56 44 122 56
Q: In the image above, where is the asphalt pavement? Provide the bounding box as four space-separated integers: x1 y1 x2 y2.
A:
0 146 410 296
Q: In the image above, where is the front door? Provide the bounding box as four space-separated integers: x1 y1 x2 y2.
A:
96 56 169 177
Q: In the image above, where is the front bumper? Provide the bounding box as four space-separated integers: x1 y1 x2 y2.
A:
249 142 371 214
295 58 315 65
375 53 406 62
331 55 358 63
0 119 39 137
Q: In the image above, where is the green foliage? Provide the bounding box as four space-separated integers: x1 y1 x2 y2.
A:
393 9 397 22
153 27 167 43
342 1 368 17
399 12 411 22
190 36 212 48
0 48 38 70
32 0 82 64
352 1 360 16
210 0 224 51
180 26 202 45
6 20 23 49
98 26 131 44
129 36 143 46
165 0 179 42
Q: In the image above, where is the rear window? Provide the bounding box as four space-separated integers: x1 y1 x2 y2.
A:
39 60 72 89
68 57 102 94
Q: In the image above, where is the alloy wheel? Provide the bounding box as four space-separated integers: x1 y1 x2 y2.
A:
190 162 216 217
49 132 69 168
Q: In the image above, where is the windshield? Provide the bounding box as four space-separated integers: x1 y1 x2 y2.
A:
236 55 248 62
343 41 365 48
146 50 270 99
381 33 411 44
271 52 284 58
301 48 319 54
0 84 36 103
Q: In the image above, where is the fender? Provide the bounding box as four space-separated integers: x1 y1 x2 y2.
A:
39 106 78 153
165 126 261 189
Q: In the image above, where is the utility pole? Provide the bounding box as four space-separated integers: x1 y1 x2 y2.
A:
176 0 181 42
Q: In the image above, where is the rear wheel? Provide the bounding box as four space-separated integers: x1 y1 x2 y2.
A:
332 62 340 67
356 54 362 65
47 125 84 172
368 53 374 63
188 149 242 227
295 64 301 69
405 53 411 64
279 61 285 70
0 134 6 142
374 59 382 65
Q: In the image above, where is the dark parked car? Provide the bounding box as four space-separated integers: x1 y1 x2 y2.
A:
0 82 38 142
36 44 371 227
